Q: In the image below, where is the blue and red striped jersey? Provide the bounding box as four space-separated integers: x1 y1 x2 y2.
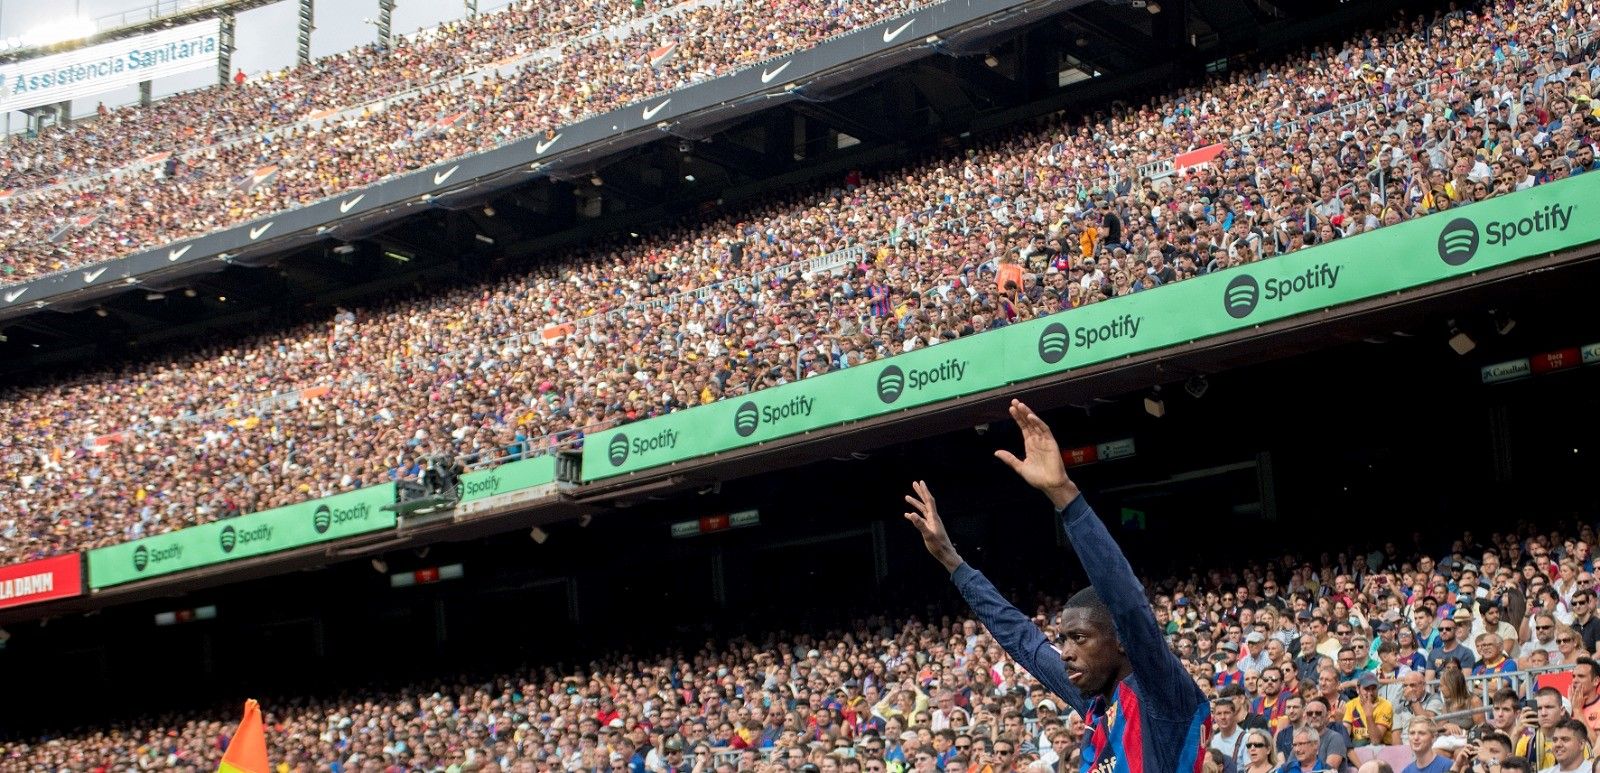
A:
952 496 1211 773
1214 669 1245 688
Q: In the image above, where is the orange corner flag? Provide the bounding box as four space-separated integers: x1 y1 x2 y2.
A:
216 699 270 773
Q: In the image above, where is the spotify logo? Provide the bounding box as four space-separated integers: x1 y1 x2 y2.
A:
608 433 630 467
313 504 333 534
733 401 760 437
877 366 905 404
1037 323 1069 364
133 545 149 572
219 525 237 553
1223 274 1260 319
1437 218 1480 266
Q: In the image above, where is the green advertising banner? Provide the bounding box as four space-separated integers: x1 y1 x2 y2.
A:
583 174 1600 481
458 455 558 503
87 482 397 589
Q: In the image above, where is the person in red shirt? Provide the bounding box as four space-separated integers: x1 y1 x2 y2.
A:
596 698 621 727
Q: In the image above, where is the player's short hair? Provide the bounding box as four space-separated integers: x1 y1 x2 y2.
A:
1064 586 1113 630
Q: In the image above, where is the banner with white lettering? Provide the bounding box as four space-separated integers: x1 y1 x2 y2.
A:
0 19 220 113
0 554 82 610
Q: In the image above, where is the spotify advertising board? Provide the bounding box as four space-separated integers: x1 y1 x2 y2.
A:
583 173 1600 481
87 483 396 589
457 455 558 503
584 333 1003 479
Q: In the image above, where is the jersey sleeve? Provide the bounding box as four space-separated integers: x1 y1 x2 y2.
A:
951 562 1087 714
1059 496 1203 718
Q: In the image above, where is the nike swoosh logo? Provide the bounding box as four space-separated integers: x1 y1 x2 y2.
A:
642 99 672 120
82 267 107 283
167 245 192 262
761 61 792 84
433 165 460 185
339 194 365 213
882 18 914 43
249 222 274 240
3 288 25 303
535 133 563 154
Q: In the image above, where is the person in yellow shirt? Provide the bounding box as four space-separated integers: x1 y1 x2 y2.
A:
1514 687 1566 770
1342 673 1393 747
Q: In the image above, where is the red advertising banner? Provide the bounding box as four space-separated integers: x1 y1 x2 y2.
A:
1173 143 1226 172
1530 347 1582 375
1061 444 1099 467
0 554 82 610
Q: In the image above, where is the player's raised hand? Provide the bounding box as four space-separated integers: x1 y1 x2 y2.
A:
994 399 1081 510
904 480 963 573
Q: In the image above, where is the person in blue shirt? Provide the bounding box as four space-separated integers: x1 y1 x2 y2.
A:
1400 718 1452 773
1279 728 1328 773
902 399 1209 773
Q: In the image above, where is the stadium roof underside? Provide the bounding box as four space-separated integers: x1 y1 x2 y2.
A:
0 0 1398 364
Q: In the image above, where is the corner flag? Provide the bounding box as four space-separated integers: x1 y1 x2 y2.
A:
216 699 270 773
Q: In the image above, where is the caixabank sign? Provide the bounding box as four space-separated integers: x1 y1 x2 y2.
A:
87 483 396 589
582 173 1600 480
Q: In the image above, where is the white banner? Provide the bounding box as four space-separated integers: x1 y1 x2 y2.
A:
0 19 221 113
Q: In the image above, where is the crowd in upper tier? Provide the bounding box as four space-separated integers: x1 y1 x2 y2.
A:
0 0 931 284
3 0 1600 564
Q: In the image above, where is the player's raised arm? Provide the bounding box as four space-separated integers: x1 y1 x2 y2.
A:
903 480 1086 713
994 399 1201 716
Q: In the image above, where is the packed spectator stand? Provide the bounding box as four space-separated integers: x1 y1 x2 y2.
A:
0 0 930 281
7 513 1600 771
3 0 1600 570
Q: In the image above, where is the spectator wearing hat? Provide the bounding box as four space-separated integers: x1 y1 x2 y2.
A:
659 736 693 773
1341 673 1392 748
1240 632 1273 675
1217 642 1247 688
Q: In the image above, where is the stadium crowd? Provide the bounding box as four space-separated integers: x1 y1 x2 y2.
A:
5 0 1600 564
0 0 930 282
8 516 1600 771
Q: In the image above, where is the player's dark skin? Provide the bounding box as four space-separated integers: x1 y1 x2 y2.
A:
903 398 1135 701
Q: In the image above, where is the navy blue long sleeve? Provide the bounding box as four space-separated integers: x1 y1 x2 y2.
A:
952 562 1088 714
949 495 1208 773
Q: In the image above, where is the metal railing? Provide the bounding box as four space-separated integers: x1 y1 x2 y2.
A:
1460 662 1575 708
